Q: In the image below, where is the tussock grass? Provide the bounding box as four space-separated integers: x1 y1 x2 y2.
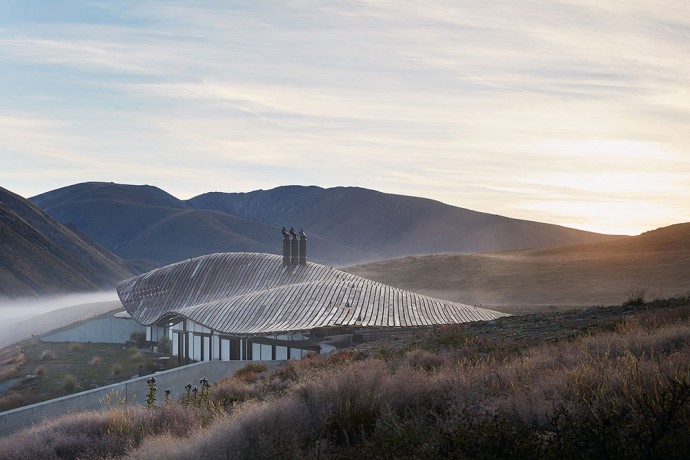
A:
62 374 77 393
40 349 56 361
1 300 688 459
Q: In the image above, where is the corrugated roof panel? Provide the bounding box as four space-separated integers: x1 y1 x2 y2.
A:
117 252 508 335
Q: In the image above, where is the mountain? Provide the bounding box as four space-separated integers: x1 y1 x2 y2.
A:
189 185 618 259
0 186 134 298
32 182 618 267
344 223 690 310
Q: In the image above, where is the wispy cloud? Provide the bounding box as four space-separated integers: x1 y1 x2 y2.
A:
1 0 688 233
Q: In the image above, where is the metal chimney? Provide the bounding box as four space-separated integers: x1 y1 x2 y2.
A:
281 227 290 266
289 227 299 265
298 229 307 265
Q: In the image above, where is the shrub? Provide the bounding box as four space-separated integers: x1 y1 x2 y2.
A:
63 374 77 392
130 331 146 345
233 362 268 383
211 376 257 409
624 288 648 306
68 342 82 352
0 402 212 459
89 356 103 365
40 349 56 361
130 350 144 361
112 363 122 375
35 365 47 377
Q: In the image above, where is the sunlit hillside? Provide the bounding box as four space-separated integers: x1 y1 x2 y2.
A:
345 223 690 312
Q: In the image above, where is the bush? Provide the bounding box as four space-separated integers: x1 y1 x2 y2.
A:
4 301 688 460
35 365 47 377
40 349 56 361
68 343 82 352
89 356 103 365
63 374 77 392
112 363 122 375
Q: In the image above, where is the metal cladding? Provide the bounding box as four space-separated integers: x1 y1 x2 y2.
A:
298 229 307 265
283 226 306 266
116 252 509 336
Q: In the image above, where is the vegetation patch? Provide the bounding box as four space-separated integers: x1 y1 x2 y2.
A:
0 341 161 412
0 299 688 459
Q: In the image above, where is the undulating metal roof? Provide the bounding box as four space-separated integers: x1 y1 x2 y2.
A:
116 252 508 335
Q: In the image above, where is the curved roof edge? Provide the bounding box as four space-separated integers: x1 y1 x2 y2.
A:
117 252 508 335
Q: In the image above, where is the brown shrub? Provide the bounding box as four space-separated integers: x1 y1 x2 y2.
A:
62 374 77 392
0 402 213 460
210 376 258 409
40 349 56 361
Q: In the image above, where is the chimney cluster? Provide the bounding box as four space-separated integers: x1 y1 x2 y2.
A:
282 227 307 266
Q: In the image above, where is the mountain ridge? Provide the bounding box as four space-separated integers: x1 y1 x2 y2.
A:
0 186 134 298
31 182 620 267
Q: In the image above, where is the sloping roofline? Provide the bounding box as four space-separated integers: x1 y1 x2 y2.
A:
117 252 507 335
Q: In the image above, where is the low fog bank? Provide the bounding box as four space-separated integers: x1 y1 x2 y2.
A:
0 292 122 348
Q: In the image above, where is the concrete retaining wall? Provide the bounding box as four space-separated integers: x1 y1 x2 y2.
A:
41 316 145 344
0 360 284 436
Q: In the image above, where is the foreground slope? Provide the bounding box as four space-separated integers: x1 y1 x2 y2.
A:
2 298 687 459
345 223 690 308
0 186 134 298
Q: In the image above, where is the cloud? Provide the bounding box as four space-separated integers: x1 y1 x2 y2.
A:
1 0 689 233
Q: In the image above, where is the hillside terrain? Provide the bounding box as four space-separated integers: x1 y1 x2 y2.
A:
31 182 617 266
1 297 688 459
0 186 133 298
345 222 690 310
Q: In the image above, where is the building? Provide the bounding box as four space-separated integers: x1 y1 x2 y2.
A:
116 231 508 364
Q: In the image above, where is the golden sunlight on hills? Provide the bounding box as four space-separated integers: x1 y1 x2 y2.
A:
345 223 690 313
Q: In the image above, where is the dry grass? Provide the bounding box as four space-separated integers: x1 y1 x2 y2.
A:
344 225 690 309
0 345 24 381
1 300 688 459
0 341 159 412
40 349 57 361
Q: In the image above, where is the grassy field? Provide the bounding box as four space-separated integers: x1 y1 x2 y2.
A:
345 223 690 310
0 297 687 459
0 341 163 412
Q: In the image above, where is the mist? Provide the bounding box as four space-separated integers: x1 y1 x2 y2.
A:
0 291 121 348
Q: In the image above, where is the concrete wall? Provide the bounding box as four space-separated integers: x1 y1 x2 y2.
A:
0 360 284 436
41 316 146 344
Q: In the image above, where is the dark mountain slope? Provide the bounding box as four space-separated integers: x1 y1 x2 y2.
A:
32 183 365 266
32 182 618 267
31 182 189 251
189 186 619 260
0 186 133 298
344 223 690 309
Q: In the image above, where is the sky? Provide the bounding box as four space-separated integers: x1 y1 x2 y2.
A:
1 1 689 236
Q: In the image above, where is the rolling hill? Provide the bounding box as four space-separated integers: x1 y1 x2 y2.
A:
0 186 134 298
32 182 618 266
344 222 690 310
